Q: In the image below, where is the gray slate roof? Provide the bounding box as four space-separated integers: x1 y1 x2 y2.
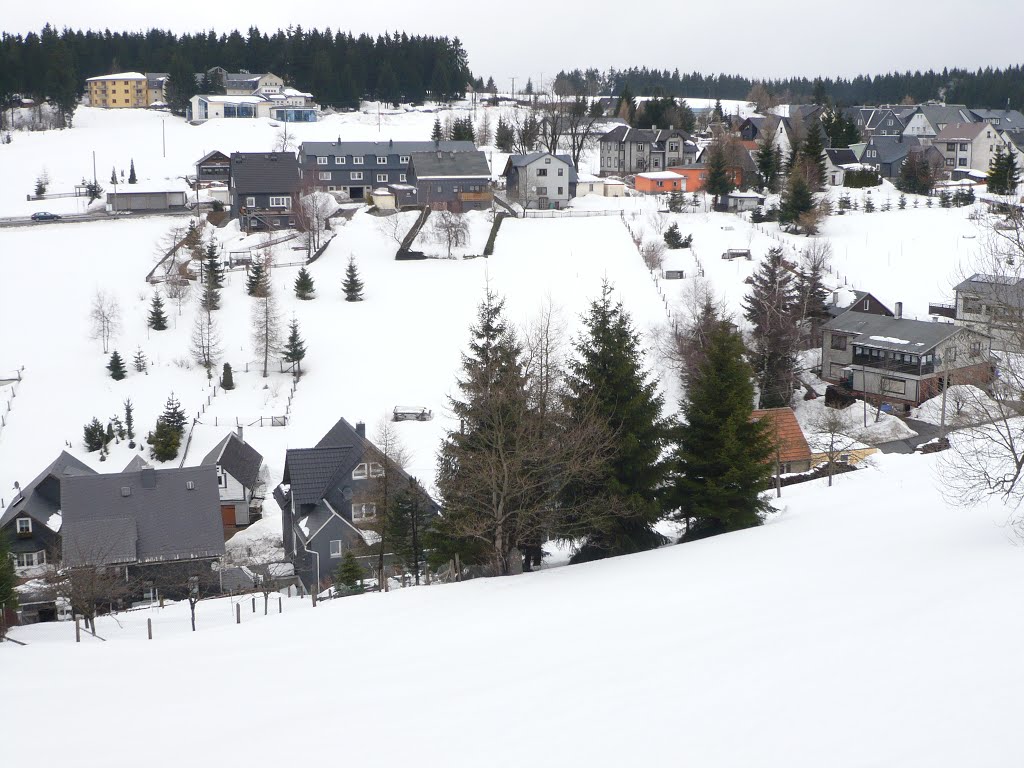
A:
122 454 152 473
969 108 1024 132
202 432 263 490
909 104 973 133
823 311 963 353
0 451 95 530
302 140 476 157
954 273 1024 306
866 135 922 164
61 466 224 567
825 148 858 166
409 150 491 179
599 125 692 145
229 152 300 194
281 447 354 506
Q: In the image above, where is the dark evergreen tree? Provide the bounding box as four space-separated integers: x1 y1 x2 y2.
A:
495 116 514 153
0 532 17 629
898 193 907 210
110 167 117 185
562 282 668 562
616 83 636 124
246 262 269 297
204 241 224 288
743 247 799 408
147 418 181 462
376 60 400 108
795 256 831 348
703 141 734 207
669 324 774 537
128 159 137 184
864 193 877 212
294 266 315 300
387 477 433 584
83 417 105 452
811 78 827 105
664 222 684 249
220 362 235 390
755 131 779 192
668 191 685 213
161 393 187 436
333 550 365 594
779 171 815 229
343 256 364 301
104 421 115 447
165 54 197 116
431 117 443 142
107 350 126 381
799 126 828 191
124 398 136 448
988 144 1021 195
282 317 307 375
712 98 724 122
148 293 168 331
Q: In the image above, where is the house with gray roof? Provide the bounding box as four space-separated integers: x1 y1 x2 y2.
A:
408 150 493 211
229 152 301 231
952 273 1024 352
967 108 1024 135
201 429 266 532
860 135 944 180
502 152 578 209
934 121 1007 174
598 125 696 176
276 417 439 591
820 310 992 408
843 107 905 139
60 465 225 601
901 104 973 141
300 140 477 202
824 147 859 186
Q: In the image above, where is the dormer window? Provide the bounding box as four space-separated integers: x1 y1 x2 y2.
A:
218 468 228 488
376 156 387 164
316 156 327 165
399 155 410 164
352 463 368 479
16 518 32 534
369 462 384 478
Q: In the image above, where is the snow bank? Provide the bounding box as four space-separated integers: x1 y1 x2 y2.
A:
794 397 918 445
911 385 1000 426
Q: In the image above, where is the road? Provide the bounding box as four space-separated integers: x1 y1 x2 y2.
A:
0 208 195 229
876 418 943 454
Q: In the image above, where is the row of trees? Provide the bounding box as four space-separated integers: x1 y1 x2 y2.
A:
0 25 473 124
494 98 603 168
432 283 776 575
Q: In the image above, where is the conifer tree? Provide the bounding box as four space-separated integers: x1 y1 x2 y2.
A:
669 324 774 537
333 550 365 594
282 317 307 375
246 262 267 297
161 393 187 436
743 247 799 408
110 167 117 185
220 362 234 390
898 193 907 210
668 191 685 213
0 532 17 630
343 256 364 301
864 193 877 212
201 256 221 311
712 98 724 123
83 417 105 452
562 281 668 562
147 418 181 462
148 293 168 331
132 347 147 373
799 126 827 192
107 350 126 381
124 398 136 448
128 159 137 184
105 421 115 447
431 117 443 142
387 477 432 584
755 130 779 192
988 144 1020 196
703 140 734 207
294 266 316 300
664 222 684 249
495 116 514 153
779 171 814 229
794 254 831 348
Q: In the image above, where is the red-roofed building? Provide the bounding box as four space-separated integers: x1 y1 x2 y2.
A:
751 407 812 474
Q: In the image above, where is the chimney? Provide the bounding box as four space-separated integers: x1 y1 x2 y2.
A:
669 124 674 131
236 425 244 442
141 468 157 489
895 301 903 319
832 290 839 306
651 124 656 131
355 421 366 438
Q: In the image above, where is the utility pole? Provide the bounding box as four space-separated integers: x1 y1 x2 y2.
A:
511 77 516 103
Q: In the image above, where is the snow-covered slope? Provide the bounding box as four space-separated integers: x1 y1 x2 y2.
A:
3 450 1022 767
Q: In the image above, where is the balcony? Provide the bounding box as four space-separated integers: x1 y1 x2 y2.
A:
929 302 956 319
851 353 934 376
458 191 493 203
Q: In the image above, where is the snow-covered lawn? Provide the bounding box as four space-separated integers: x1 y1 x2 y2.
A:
4 449 1024 767
794 395 918 445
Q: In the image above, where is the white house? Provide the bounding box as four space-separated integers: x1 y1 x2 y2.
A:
200 430 266 529
502 152 577 209
933 122 1009 174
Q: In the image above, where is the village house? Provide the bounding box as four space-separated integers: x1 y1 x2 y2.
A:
826 289 894 320
229 152 302 231
933 122 1007 174
820 309 993 409
860 135 943 180
598 126 697 176
503 152 577 209
200 429 266 536
85 72 150 108
824 148 859 186
949 273 1024 352
900 104 973 141
275 417 440 591
408 150 493 212
634 170 685 194
751 408 812 475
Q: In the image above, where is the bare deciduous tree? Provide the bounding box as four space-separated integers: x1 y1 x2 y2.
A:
251 289 282 378
809 405 861 487
364 417 411 591
641 241 666 272
295 188 334 255
89 290 121 353
164 274 191 319
190 310 222 370
430 210 469 258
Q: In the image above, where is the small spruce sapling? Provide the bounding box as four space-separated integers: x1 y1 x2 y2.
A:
128 159 137 184
282 317 307 375
898 193 907 210
343 256 364 301
221 362 235 390
110 167 117 185
124 399 136 448
148 293 168 331
294 266 316 300
664 222 684 249
132 347 147 373
107 350 127 381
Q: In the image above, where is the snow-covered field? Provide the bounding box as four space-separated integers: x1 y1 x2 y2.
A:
4 448 1024 767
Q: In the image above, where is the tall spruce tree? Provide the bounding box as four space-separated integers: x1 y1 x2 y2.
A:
0 533 17 632
495 116 514 152
743 247 799 408
294 266 316 300
669 324 774 537
128 159 137 184
795 256 831 348
755 130 779 192
221 362 235 390
431 117 443 142
282 317 307 375
779 171 815 229
246 262 269 297
387 477 433 584
988 144 1021 196
799 126 828 192
562 281 668 562
161 393 187 436
343 256 364 301
147 418 181 462
703 140 734 208
107 350 126 381
124 398 136 448
148 293 168 331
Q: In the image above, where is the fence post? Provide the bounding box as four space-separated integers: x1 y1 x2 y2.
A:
278 597 282 614
251 596 256 613
147 618 152 640
75 618 81 643
236 603 241 624
312 590 317 607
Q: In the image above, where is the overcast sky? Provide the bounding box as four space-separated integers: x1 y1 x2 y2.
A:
6 1 1024 90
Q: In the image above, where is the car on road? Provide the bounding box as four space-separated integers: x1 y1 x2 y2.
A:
30 212 61 221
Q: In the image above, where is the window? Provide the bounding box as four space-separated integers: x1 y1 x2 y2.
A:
399 173 407 182
369 462 384 478
830 335 847 351
329 540 344 558
537 186 548 195
351 171 364 181
881 377 906 395
319 172 332 181
557 167 564 176
399 155 410 164
335 156 346 165
945 159 955 167
669 142 678 151
142 583 156 601
353 156 364 165
352 463 368 479
946 143 957 152
962 298 982 314
16 518 31 534
376 173 389 183
557 187 564 195
946 347 957 362
316 156 328 165
268 196 291 208
218 468 228 488
246 196 256 208
636 143 645 150
376 156 387 164
971 341 982 356
838 454 851 464
960 143 968 151
863 299 870 310
537 168 548 176
544 157 551 164
15 551 44 568
959 158 967 167
352 503 377 520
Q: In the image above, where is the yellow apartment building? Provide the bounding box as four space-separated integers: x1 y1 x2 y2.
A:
86 72 149 108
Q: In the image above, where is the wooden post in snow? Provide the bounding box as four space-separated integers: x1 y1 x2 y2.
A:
75 618 80 643
147 618 153 640
235 603 240 624
278 597 282 614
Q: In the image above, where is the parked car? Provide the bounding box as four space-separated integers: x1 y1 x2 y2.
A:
31 211 61 221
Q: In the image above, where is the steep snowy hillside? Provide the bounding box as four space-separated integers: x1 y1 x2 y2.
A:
3 450 1022 767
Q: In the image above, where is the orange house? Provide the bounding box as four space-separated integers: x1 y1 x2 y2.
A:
668 165 745 192
634 171 685 193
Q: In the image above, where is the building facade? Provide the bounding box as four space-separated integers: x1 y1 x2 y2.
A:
86 72 149 108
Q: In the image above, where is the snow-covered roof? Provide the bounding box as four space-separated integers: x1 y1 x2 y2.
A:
577 172 603 183
87 72 146 81
637 171 684 180
107 178 191 194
